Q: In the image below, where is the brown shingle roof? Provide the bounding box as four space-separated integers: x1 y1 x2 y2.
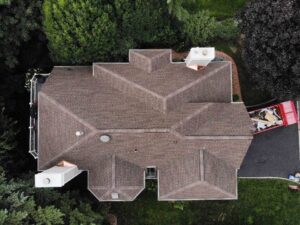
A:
158 150 236 200
94 55 231 113
38 49 253 201
88 154 145 201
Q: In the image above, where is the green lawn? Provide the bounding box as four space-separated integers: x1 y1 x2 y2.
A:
185 0 248 19
109 179 300 225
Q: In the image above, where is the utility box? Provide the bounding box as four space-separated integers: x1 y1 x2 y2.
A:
185 47 215 70
35 163 81 188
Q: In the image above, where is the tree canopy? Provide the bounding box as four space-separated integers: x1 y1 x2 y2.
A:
0 171 104 225
0 101 104 225
238 0 300 99
43 0 118 64
115 0 177 49
43 0 179 64
0 0 42 69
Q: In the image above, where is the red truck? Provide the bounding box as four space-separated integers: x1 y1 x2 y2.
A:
249 101 298 134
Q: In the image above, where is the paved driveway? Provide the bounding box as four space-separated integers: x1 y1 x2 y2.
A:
238 124 300 178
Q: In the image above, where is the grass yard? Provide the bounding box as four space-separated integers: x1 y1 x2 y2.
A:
109 179 300 225
185 0 248 19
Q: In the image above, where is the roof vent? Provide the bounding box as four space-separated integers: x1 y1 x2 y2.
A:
111 192 119 199
75 130 84 137
185 47 215 71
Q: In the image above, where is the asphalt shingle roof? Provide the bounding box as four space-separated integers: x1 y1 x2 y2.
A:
38 49 253 201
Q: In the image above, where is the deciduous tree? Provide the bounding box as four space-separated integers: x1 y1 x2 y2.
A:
238 0 300 99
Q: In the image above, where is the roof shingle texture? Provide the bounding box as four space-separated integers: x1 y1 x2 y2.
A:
38 49 253 201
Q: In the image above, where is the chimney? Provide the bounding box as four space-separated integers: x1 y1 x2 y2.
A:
35 161 81 187
185 47 215 71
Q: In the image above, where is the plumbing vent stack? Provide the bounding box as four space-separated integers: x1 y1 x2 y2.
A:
35 161 81 187
185 47 215 71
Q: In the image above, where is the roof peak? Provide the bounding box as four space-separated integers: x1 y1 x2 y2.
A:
129 49 171 73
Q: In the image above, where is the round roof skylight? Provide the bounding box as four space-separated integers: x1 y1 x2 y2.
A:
100 134 111 143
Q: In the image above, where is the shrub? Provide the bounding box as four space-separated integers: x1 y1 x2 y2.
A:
238 0 300 99
214 18 239 41
166 0 194 21
233 94 240 102
114 0 178 49
43 0 118 64
182 10 217 46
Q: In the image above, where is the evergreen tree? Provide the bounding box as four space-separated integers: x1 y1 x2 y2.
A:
0 105 19 172
0 172 104 225
43 0 118 64
166 0 195 21
182 10 217 46
0 0 43 69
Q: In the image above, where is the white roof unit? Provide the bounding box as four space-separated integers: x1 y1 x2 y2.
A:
185 47 215 70
35 161 81 188
111 192 119 199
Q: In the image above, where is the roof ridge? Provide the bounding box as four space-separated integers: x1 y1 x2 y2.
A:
165 62 229 99
202 149 237 197
159 180 203 199
158 149 237 200
202 181 236 199
114 154 144 169
39 92 96 131
159 180 236 200
96 128 170 133
94 64 163 99
39 132 97 169
171 103 213 133
152 49 172 60
202 149 235 170
117 189 132 200
38 92 98 169
182 135 253 140
88 189 110 201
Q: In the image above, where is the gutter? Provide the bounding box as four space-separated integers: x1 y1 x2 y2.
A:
29 73 50 159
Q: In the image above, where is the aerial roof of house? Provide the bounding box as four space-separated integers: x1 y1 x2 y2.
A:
37 49 253 201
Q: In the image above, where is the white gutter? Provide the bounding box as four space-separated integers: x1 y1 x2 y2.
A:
29 73 50 159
